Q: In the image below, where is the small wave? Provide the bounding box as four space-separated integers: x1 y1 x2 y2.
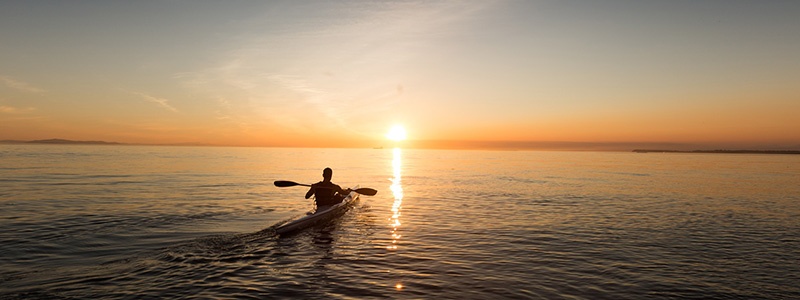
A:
156 226 283 264
0 290 76 300
498 176 548 184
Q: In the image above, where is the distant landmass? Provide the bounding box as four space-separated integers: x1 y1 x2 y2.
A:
2 138 798 152
0 139 219 147
0 139 123 145
633 149 800 155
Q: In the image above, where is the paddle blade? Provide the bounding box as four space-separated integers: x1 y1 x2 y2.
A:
274 180 300 187
354 188 378 196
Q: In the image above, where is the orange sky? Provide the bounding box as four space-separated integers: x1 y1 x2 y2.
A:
1 1 799 150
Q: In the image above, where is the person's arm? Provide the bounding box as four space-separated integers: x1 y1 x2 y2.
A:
335 184 351 195
305 184 316 199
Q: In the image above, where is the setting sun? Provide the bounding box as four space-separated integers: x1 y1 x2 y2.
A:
386 125 407 141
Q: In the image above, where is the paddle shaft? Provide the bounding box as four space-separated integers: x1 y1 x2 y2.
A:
274 180 377 196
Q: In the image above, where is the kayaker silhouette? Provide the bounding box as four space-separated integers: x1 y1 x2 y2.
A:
305 167 351 208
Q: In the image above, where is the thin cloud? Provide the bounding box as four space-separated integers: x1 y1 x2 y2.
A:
173 1 495 134
0 76 46 93
0 105 36 114
134 92 178 112
212 97 234 121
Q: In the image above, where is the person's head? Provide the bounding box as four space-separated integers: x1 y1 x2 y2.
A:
322 167 333 181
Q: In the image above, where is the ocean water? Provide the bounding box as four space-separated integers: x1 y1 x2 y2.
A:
1 145 799 299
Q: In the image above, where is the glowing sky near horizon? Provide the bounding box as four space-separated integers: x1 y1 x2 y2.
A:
1 1 799 149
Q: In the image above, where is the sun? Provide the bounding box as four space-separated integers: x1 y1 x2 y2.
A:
386 125 407 141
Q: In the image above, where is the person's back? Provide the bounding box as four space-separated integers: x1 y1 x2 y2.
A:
305 168 349 208
311 181 343 206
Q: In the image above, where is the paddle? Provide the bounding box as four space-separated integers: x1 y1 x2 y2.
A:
274 180 378 196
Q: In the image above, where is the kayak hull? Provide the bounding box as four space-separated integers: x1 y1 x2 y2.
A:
275 186 360 235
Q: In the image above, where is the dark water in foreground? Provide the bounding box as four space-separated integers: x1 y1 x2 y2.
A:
1 145 799 299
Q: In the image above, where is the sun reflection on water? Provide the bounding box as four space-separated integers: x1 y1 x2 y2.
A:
388 147 403 252
388 147 404 291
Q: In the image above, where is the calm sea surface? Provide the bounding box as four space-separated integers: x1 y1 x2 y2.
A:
1 145 798 299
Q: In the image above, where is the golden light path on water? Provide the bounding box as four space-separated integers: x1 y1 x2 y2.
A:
389 147 403 291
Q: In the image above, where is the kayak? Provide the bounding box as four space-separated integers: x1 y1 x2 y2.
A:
275 186 360 235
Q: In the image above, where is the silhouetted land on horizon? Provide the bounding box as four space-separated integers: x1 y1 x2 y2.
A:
633 149 800 155
2 139 799 152
0 139 216 146
0 139 123 145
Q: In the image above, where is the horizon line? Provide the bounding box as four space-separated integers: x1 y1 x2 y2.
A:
2 138 799 152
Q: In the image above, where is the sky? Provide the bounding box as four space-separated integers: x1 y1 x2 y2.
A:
1 0 799 150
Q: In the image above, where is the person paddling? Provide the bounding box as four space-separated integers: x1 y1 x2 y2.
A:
305 167 351 208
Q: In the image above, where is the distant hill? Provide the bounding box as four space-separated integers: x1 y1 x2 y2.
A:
0 139 217 146
29 139 122 145
0 140 27 144
0 139 123 145
633 149 800 155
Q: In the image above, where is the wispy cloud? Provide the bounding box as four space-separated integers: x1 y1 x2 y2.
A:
133 92 178 112
0 76 46 93
172 1 495 136
0 105 36 114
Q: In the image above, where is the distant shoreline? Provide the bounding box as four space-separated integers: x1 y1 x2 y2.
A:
0 139 211 147
633 149 800 155
0 139 123 145
2 139 799 153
